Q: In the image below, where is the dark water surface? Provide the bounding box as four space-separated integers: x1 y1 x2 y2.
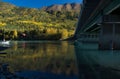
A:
75 42 120 79
0 41 78 79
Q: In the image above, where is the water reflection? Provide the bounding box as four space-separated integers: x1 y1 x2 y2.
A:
75 42 120 79
0 41 78 79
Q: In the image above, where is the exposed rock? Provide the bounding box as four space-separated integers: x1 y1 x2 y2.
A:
42 3 81 12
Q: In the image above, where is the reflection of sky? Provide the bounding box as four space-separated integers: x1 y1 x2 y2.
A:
2 0 82 8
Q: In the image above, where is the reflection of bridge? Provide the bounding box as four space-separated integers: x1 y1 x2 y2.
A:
75 0 120 50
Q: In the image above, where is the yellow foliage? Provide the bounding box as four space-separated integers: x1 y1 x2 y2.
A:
48 23 53 27
46 28 57 34
68 30 75 36
18 20 43 26
60 29 68 39
13 29 18 38
0 22 6 26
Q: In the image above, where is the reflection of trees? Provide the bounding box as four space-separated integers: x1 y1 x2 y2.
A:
2 41 78 76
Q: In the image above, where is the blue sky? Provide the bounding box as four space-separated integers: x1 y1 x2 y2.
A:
2 0 82 8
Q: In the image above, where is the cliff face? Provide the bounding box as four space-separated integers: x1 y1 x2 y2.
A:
42 3 81 12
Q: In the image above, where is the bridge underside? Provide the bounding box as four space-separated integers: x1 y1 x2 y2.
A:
75 0 120 50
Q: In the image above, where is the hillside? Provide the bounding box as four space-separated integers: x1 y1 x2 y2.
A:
0 2 15 11
0 2 81 40
42 3 81 12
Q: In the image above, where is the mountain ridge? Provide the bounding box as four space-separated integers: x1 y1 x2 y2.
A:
42 3 81 12
0 1 81 12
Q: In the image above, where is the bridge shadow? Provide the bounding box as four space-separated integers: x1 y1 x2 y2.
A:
75 42 120 79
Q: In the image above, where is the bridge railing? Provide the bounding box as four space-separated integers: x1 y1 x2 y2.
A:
77 33 99 42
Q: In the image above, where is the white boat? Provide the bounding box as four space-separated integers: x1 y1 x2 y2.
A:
1 41 10 45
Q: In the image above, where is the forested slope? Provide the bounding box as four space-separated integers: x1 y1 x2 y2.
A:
0 2 81 40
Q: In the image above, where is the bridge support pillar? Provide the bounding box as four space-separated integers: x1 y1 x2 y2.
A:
99 15 120 50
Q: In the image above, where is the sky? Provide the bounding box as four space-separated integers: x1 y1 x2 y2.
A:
2 0 82 8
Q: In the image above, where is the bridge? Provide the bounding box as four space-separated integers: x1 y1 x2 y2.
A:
74 0 120 50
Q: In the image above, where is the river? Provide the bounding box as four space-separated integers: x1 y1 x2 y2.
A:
75 41 120 79
1 41 120 79
0 41 78 79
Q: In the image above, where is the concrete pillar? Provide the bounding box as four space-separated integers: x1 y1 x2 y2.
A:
113 24 120 49
99 23 113 50
99 15 120 50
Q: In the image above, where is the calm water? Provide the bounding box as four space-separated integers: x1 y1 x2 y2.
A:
1 41 120 79
0 41 78 79
75 42 120 79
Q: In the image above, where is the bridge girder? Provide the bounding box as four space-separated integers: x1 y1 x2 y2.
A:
75 0 120 38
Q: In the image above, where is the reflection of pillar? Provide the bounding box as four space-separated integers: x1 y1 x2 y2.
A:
99 15 120 50
112 24 115 49
75 45 120 79
74 46 101 79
